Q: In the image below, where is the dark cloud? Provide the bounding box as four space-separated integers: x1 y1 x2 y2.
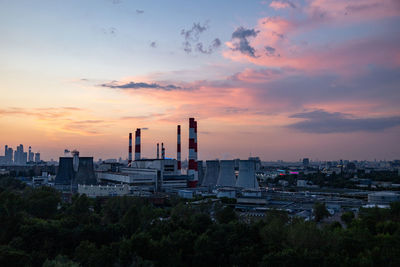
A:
100 81 188 91
136 9 144 14
231 27 259 57
345 3 380 13
265 46 279 57
249 67 400 109
150 41 157 48
287 110 400 133
286 0 296 8
196 38 221 54
224 107 249 114
141 127 149 130
181 22 221 54
120 113 164 121
278 0 296 9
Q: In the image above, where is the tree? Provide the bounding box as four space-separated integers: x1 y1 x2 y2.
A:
25 187 60 219
43 255 79 267
216 206 237 224
341 211 355 226
313 202 330 222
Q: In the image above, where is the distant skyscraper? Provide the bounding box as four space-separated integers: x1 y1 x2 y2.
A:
28 146 34 162
4 145 13 164
34 152 40 163
303 158 310 166
14 144 26 165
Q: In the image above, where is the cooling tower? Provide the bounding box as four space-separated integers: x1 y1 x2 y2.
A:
74 157 97 185
197 160 204 185
55 157 74 185
201 160 220 187
236 160 259 189
216 160 236 187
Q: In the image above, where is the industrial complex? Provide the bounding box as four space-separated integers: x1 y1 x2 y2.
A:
2 117 400 220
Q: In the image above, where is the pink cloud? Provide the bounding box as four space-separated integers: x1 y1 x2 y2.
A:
270 1 292 10
307 0 400 22
224 0 400 75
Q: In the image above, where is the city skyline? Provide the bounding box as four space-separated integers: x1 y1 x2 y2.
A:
1 0 400 161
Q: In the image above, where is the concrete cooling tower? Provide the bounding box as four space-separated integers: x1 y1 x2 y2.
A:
55 156 96 185
236 160 259 189
201 160 220 187
216 160 236 187
55 157 75 185
197 160 205 185
74 157 97 185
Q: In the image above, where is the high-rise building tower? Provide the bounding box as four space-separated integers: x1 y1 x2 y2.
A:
34 152 40 163
28 146 34 162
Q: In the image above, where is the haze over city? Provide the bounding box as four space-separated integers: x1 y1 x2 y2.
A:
1 0 400 161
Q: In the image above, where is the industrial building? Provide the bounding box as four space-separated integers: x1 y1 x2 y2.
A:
55 151 96 191
216 160 236 187
368 191 400 205
236 160 259 189
74 117 263 198
201 160 220 188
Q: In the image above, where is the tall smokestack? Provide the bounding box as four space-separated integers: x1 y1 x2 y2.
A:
194 120 198 180
177 125 181 172
135 128 141 160
157 143 159 159
161 142 165 159
188 118 198 187
128 133 132 165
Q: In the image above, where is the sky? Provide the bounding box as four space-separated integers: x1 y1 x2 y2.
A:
1 0 400 161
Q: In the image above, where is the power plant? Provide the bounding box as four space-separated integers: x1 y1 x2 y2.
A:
54 117 261 198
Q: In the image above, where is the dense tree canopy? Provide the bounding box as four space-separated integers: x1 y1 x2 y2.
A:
1 175 400 266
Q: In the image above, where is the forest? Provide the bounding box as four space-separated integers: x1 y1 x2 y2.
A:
1 175 400 267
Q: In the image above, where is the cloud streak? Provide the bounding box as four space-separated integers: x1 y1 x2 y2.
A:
287 110 400 133
100 81 190 91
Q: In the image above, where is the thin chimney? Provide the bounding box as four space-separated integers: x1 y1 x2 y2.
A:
128 132 132 164
177 125 181 172
135 128 141 160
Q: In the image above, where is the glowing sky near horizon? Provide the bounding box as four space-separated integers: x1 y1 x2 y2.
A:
1 0 400 161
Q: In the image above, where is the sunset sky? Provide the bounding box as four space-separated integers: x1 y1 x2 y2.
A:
1 0 400 161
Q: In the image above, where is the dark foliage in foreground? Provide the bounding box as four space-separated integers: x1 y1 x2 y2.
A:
1 175 400 267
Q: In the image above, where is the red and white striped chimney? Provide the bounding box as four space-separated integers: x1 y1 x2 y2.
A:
161 142 165 159
128 132 132 165
135 128 141 160
194 120 198 180
157 143 159 159
177 125 181 172
188 118 198 187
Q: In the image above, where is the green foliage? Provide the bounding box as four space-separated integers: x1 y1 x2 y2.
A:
1 175 400 266
341 211 355 226
313 202 330 222
215 206 237 224
43 255 79 267
25 187 60 219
